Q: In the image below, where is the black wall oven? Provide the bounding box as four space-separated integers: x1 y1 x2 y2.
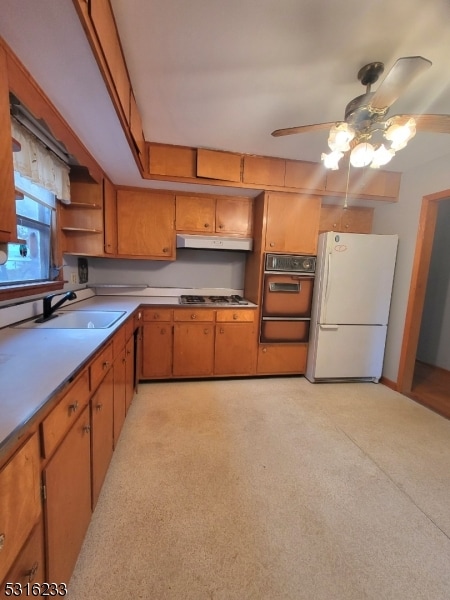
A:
260 254 316 343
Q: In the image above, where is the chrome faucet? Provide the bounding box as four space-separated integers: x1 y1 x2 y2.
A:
38 291 77 322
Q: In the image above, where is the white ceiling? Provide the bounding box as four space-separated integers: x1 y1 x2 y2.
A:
1 0 450 190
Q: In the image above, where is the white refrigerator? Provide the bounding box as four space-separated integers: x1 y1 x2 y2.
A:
306 232 398 383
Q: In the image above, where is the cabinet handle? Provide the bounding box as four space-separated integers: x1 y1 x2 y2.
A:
262 347 267 353
103 360 111 370
69 401 79 414
0 532 5 551
153 313 159 319
191 314 197 320
138 312 142 320
220 328 224 334
233 313 238 320
96 403 103 412
122 357 126 364
269 242 275 247
218 224 223 229
204 223 209 228
161 328 166 334
162 247 169 253
204 328 209 334
83 425 91 434
26 561 39 583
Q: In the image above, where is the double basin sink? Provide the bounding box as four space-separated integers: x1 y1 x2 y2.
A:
15 310 126 330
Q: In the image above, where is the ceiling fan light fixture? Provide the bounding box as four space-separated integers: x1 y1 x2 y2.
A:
384 117 416 151
370 144 395 168
350 142 375 167
321 150 343 170
327 123 355 152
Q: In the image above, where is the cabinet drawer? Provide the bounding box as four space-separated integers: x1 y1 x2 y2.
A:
41 370 90 459
216 309 255 322
257 344 308 374
143 308 173 322
0 434 41 584
174 309 215 322
90 343 113 392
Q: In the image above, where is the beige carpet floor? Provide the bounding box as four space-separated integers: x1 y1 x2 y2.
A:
68 378 450 600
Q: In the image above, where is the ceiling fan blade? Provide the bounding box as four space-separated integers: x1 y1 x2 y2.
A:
388 114 450 133
271 121 341 137
369 56 432 110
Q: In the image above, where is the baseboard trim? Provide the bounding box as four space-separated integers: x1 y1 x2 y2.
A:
380 376 398 391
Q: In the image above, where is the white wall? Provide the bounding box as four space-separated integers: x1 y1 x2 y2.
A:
372 153 450 383
416 201 450 369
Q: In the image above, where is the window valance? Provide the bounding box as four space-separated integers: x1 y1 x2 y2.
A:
11 118 71 204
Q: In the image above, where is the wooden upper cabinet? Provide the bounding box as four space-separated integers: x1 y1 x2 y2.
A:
216 196 253 236
116 189 175 259
148 143 197 178
243 155 285 187
196 148 242 183
103 176 117 254
176 195 215 233
319 205 374 234
285 160 326 191
325 168 401 199
0 45 16 242
265 192 321 254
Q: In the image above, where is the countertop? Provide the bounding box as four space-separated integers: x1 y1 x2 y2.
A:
0 294 257 458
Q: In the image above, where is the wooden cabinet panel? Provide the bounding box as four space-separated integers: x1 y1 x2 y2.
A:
124 336 135 413
91 369 114 508
116 190 175 258
257 344 308 374
243 155 285 187
0 434 41 584
43 405 91 583
41 370 90 459
142 308 172 322
141 322 173 378
0 520 45 597
216 197 253 236
90 342 113 393
325 169 401 199
113 347 126 447
176 196 215 233
319 205 373 234
103 176 117 254
216 309 255 323
197 148 242 182
0 45 16 242
174 309 215 322
265 192 321 254
173 323 214 377
215 323 256 375
148 143 197 178
285 160 326 191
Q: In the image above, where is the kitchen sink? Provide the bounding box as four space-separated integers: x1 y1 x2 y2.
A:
15 310 126 329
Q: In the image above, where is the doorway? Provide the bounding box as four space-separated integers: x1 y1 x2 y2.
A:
397 189 450 418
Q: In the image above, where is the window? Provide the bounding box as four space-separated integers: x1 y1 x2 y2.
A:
0 173 54 286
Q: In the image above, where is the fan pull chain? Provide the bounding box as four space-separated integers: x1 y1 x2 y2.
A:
344 159 351 209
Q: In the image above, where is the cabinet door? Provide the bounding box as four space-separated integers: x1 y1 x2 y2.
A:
103 177 117 254
215 197 253 236
340 207 373 233
175 195 215 233
197 148 242 183
319 205 342 232
0 520 45 597
265 193 320 254
243 155 285 187
43 405 91 583
0 434 41 584
141 323 173 378
91 369 114 509
0 46 17 242
173 323 214 377
214 323 256 375
117 190 175 258
125 336 135 412
113 352 126 447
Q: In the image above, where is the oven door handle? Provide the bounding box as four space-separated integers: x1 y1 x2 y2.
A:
268 282 301 293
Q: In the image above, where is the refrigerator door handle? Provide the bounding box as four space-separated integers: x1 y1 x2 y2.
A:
320 324 338 330
323 251 332 320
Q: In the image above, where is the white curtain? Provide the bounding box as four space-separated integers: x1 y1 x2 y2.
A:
11 118 71 204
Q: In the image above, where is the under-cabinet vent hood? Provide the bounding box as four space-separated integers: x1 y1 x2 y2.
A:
176 234 253 251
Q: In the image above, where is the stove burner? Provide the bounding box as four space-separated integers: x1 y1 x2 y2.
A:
179 294 248 306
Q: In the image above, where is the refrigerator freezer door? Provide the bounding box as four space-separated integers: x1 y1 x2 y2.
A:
317 233 398 325
306 323 388 382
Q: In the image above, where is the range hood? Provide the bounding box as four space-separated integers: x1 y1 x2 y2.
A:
176 234 253 251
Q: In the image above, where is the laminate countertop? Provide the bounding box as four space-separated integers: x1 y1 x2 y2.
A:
0 295 257 459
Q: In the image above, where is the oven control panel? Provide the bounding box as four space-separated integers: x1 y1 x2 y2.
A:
265 253 316 274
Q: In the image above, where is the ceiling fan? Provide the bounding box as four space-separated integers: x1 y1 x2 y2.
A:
271 56 450 169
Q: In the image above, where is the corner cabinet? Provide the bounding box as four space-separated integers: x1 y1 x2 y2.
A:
116 189 175 259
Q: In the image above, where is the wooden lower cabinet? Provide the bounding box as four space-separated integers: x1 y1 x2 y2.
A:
0 520 45 598
142 322 173 378
124 336 135 413
257 344 308 375
43 404 92 583
90 369 114 509
173 322 215 377
214 323 256 375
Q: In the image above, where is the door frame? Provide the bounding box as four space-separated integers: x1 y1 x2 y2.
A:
397 188 450 394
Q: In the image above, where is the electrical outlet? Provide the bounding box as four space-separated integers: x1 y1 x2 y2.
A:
70 273 77 285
